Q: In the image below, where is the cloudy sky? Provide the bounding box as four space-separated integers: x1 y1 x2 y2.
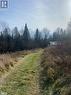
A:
0 0 71 31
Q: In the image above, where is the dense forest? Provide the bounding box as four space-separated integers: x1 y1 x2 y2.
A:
0 23 50 52
0 20 71 53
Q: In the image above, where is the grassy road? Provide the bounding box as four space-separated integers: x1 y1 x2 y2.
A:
0 50 42 95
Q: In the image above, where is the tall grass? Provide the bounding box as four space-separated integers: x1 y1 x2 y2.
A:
39 47 71 95
0 49 41 77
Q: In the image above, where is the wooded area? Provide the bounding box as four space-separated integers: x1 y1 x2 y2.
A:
0 23 49 52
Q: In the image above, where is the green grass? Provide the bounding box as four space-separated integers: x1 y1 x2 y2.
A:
0 50 42 95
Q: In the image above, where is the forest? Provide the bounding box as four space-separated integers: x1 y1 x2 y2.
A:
0 20 71 53
0 23 50 53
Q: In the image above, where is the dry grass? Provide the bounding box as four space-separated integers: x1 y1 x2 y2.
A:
0 50 30 76
0 51 42 95
39 47 71 95
0 54 14 74
0 49 42 77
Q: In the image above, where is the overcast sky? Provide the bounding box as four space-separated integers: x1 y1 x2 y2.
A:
0 0 71 31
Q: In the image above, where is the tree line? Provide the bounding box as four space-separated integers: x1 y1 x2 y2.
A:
52 20 71 54
0 24 50 53
0 19 71 53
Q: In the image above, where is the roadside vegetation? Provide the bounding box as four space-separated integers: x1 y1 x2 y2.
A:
40 47 71 95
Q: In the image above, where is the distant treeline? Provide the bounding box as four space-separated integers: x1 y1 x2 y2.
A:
0 24 50 53
0 19 71 53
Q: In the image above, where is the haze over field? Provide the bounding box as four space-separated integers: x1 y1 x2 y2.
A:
0 0 71 31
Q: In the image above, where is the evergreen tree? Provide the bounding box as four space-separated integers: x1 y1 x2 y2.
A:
23 24 30 49
13 27 20 50
34 29 41 48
